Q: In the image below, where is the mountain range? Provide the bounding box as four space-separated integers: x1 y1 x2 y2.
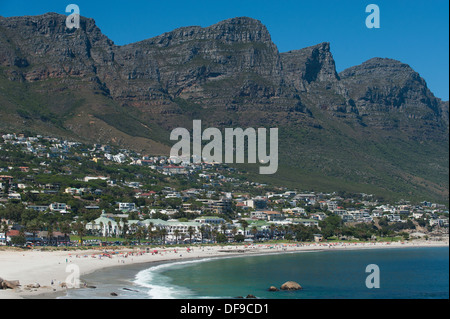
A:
0 13 448 203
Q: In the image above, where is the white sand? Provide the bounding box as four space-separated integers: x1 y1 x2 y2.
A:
0 239 447 299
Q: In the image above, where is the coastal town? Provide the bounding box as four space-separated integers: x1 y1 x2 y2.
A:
0 132 449 247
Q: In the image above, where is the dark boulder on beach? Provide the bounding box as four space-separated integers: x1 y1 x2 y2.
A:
0 278 20 290
26 283 40 289
246 294 257 299
110 292 118 296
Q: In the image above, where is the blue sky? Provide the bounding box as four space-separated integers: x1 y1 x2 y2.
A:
1 0 448 100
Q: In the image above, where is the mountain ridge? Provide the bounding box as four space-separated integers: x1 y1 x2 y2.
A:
0 13 448 203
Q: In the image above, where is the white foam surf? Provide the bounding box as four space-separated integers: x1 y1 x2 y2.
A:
133 258 215 299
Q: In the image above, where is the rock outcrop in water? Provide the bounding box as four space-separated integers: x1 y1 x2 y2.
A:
280 281 302 291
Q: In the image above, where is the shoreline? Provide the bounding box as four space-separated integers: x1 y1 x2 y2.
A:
1 239 448 299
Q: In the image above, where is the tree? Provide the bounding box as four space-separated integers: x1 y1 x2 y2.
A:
220 222 227 235
26 220 41 243
122 222 129 239
239 219 249 238
188 226 195 244
294 224 314 242
159 227 168 245
59 222 71 246
46 223 54 246
399 232 410 241
174 229 180 245
231 226 238 238
211 229 218 243
269 223 276 240
285 233 293 241
108 221 113 237
73 221 86 246
199 225 206 243
11 235 26 246
134 226 145 245
147 228 155 244
216 233 228 244
1 221 9 238
251 226 258 239
146 222 154 242
0 203 26 222
319 215 343 239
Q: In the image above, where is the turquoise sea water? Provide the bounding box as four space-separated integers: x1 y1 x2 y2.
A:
65 247 449 299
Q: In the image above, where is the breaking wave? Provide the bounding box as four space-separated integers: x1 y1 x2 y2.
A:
133 258 216 299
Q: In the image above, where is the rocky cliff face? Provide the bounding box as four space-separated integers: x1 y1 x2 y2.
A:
105 17 287 117
1 13 446 130
0 13 111 81
339 58 447 132
0 13 448 201
281 42 340 92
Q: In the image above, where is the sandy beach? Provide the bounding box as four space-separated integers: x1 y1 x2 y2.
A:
0 239 448 299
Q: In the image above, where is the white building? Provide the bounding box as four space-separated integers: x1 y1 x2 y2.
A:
49 203 70 212
195 216 226 225
85 213 125 237
118 202 136 211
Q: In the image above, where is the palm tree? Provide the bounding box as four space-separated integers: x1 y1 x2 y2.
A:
159 227 168 245
108 221 113 238
205 225 212 243
99 221 105 240
88 221 95 237
147 228 155 244
211 229 218 243
60 222 71 246
220 222 227 235
231 226 238 238
199 225 206 244
285 225 292 240
135 226 145 245
26 220 41 244
47 224 54 246
188 226 195 244
174 229 180 245
117 224 123 239
147 222 154 238
73 221 86 246
122 223 129 240
18 228 26 245
269 223 276 240
239 219 249 238
129 222 138 242
251 226 258 240
1 222 8 244
276 225 284 238
1 221 8 233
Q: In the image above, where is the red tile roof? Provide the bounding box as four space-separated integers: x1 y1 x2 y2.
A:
6 230 20 237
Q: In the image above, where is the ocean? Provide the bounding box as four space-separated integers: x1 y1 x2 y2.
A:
62 246 449 299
